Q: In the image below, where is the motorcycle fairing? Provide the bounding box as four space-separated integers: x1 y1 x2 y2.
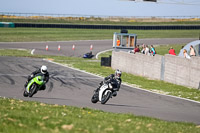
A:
99 84 111 101
26 76 44 93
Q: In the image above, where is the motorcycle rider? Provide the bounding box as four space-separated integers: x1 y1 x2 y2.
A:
24 65 49 91
96 69 122 97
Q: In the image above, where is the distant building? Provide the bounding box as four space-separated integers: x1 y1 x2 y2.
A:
113 32 137 51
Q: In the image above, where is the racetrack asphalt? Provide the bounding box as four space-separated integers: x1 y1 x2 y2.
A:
0 56 200 124
0 38 200 124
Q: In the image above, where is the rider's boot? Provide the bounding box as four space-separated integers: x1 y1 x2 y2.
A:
40 84 46 91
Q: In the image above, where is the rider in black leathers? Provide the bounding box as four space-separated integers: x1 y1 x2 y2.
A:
24 65 49 91
96 69 122 96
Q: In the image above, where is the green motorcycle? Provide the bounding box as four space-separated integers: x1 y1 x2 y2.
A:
23 74 45 97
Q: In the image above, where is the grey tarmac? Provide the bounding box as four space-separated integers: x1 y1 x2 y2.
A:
0 56 200 124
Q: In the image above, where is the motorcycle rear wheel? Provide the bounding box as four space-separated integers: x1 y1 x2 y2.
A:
101 91 111 104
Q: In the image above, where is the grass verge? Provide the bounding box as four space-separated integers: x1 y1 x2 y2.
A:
154 44 184 56
0 97 200 133
0 28 199 42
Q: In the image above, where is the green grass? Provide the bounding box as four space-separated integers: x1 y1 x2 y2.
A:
0 49 32 56
0 28 199 42
97 51 113 59
152 44 184 55
0 47 200 102
0 97 200 133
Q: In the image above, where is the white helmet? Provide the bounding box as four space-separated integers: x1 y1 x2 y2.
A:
41 65 47 74
115 69 122 78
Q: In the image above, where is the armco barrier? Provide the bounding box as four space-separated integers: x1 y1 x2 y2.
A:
112 51 200 89
14 23 200 30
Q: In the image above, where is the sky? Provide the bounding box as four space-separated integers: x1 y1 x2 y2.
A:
0 0 200 17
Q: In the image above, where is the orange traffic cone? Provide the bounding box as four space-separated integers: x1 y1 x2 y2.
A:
72 45 75 50
90 44 93 50
46 45 48 51
58 45 61 51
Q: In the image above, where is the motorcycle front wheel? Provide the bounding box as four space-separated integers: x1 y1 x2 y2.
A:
101 91 112 104
91 93 98 103
23 91 28 97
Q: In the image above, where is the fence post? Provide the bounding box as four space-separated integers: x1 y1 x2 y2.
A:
160 56 165 81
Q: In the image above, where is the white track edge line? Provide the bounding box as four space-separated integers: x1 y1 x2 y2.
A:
31 49 35 55
95 49 113 59
44 59 200 104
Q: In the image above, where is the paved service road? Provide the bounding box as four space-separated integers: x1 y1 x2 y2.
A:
0 56 200 124
0 38 197 57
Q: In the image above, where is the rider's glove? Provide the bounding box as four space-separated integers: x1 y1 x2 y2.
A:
106 79 111 83
99 81 103 85
30 74 34 78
